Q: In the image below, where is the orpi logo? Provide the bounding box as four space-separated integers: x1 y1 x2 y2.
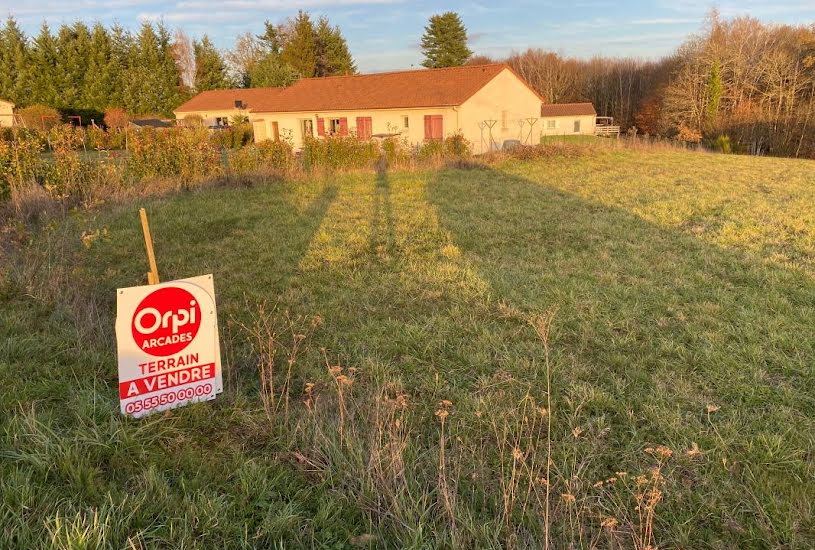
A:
131 287 202 356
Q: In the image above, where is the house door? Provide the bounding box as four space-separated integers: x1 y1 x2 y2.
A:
574 120 581 133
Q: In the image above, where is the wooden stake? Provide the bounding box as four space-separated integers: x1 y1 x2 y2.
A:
139 208 160 285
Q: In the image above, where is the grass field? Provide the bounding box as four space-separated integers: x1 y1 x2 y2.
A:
2 145 814 548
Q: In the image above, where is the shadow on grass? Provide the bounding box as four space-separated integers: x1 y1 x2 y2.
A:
369 159 396 260
425 164 815 547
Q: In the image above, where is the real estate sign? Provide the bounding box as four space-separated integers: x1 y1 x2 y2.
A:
116 274 222 418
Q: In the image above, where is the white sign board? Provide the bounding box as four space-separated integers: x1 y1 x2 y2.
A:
116 274 222 418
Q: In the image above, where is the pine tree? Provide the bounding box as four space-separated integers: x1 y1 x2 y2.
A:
315 17 356 77
420 12 472 68
705 60 723 129
84 23 116 113
194 35 230 91
281 11 317 78
29 23 59 106
0 18 30 104
55 22 92 110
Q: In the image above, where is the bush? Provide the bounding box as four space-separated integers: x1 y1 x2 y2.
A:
228 140 293 176
714 134 732 154
128 127 222 181
103 108 129 130
0 131 44 200
17 105 61 131
301 135 379 171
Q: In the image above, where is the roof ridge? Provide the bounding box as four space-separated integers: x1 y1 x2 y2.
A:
291 63 508 83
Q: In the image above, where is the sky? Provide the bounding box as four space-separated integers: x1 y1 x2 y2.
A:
3 0 814 73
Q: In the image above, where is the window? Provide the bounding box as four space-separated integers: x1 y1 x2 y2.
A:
547 119 556 130
301 119 314 139
215 117 230 127
329 118 342 134
574 120 581 133
403 115 409 128
501 110 508 130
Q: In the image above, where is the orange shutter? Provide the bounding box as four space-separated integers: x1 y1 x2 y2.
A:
316 117 325 136
432 115 443 139
339 118 348 136
424 115 432 140
272 121 279 142
356 117 372 139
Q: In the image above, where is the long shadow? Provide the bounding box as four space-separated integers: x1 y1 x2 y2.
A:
425 164 815 547
369 156 396 261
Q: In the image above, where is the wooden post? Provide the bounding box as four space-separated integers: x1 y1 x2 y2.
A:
139 208 160 285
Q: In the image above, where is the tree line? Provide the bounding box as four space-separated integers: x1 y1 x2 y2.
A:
481 12 815 157
0 10 356 119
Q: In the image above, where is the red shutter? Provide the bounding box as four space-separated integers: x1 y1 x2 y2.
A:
432 115 443 140
424 115 432 140
316 117 325 136
272 121 280 142
356 117 372 139
339 117 348 136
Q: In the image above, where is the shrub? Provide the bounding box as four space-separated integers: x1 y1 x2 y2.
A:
0 131 44 201
103 108 129 130
676 124 703 144
301 135 379 171
128 127 222 181
715 134 732 154
228 140 293 176
17 105 61 131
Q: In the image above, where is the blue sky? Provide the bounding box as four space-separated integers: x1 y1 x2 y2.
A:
3 1 814 72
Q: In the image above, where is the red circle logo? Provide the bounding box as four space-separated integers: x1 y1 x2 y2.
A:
131 287 202 357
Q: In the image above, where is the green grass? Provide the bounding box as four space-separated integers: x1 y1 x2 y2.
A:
2 146 814 548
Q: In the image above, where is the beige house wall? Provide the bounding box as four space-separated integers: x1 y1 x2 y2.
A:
457 68 544 153
540 114 596 137
174 108 251 126
0 101 14 127
251 107 458 150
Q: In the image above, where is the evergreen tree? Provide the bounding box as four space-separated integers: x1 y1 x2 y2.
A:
281 11 317 78
29 23 59 106
125 23 182 115
83 23 117 113
107 24 131 109
55 22 92 109
420 12 472 68
705 60 723 129
246 21 297 87
194 35 230 91
315 17 356 77
0 18 30 104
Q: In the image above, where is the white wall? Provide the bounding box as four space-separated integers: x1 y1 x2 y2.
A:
540 115 596 137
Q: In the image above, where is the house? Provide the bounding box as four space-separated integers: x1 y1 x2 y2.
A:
175 64 545 153
0 99 15 127
129 118 173 130
540 103 597 136
174 87 282 128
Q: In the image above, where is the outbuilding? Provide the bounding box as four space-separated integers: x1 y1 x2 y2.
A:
0 99 15 127
539 103 597 136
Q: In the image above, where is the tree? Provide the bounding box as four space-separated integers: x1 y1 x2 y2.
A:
0 18 30 103
84 23 118 113
281 11 317 77
315 17 355 76
194 35 230 91
29 23 59 106
17 104 61 130
705 60 723 129
172 30 196 91
420 12 472 68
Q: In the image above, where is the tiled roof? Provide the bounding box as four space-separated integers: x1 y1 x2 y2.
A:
250 64 511 112
174 87 283 113
540 102 596 117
